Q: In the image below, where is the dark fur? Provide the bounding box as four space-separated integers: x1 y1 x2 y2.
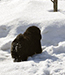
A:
11 26 42 62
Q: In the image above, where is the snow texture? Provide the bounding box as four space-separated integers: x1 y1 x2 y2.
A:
0 0 65 75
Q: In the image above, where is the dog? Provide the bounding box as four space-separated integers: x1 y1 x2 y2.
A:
11 26 42 62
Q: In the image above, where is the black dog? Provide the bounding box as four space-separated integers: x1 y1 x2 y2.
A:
11 26 42 62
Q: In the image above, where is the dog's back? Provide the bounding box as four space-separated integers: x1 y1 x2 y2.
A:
11 26 42 62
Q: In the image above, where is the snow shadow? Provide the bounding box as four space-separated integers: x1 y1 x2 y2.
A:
16 21 41 35
41 21 65 46
52 44 65 54
0 40 12 50
0 25 11 38
60 10 65 15
28 51 58 63
48 10 60 12
0 50 10 62
0 57 6 61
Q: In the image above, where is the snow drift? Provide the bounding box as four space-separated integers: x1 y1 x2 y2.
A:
0 0 65 75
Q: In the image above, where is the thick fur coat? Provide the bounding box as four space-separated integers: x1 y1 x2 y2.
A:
11 26 42 62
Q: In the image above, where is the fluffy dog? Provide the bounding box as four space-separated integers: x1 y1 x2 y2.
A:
11 26 42 62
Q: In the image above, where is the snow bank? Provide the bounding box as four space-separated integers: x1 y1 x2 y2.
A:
0 0 65 75
41 19 65 46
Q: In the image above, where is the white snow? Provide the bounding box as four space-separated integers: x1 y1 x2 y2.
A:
0 0 65 75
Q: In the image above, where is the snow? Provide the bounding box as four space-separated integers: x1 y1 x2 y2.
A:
0 0 65 75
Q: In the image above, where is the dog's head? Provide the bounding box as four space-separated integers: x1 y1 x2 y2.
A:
11 34 26 58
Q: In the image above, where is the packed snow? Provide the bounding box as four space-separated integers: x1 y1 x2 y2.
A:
0 0 65 75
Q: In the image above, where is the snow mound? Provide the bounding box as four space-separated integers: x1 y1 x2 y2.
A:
0 41 11 50
41 19 65 46
0 0 65 75
0 25 9 38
